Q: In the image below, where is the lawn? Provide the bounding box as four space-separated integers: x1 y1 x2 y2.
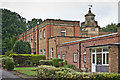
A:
14 67 39 76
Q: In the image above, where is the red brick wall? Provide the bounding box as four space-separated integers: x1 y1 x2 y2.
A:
57 43 79 68
81 35 119 71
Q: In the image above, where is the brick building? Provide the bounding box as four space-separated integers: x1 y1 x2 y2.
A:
57 23 120 73
18 19 88 59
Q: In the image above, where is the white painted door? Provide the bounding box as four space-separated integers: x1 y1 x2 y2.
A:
91 54 96 72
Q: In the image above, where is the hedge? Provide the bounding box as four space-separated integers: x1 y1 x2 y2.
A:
52 59 63 67
5 59 15 70
39 60 53 65
9 54 46 66
37 65 120 79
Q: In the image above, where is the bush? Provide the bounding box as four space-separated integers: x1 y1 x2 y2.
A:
63 60 67 66
64 64 77 69
59 61 63 67
39 60 52 65
5 59 15 70
0 56 14 67
9 54 46 66
52 59 63 67
13 40 31 54
37 65 120 79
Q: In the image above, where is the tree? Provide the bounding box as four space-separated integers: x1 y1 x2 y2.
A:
100 23 117 33
2 9 27 54
13 40 31 54
27 18 42 29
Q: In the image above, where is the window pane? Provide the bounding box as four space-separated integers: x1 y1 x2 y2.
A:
61 29 66 31
84 54 86 62
62 54 65 61
61 32 65 36
107 53 109 64
96 54 102 64
92 54 95 64
103 48 109 52
92 49 95 53
58 54 60 58
96 48 102 52
74 54 77 62
103 54 105 64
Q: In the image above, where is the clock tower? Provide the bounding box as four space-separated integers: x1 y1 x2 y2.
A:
81 5 100 35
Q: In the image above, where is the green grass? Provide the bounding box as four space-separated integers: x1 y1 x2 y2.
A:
14 67 39 76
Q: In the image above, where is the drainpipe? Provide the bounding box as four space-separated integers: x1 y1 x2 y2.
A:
79 42 81 69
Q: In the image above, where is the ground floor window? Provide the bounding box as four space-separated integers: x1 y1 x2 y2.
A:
74 53 77 62
62 54 65 61
84 50 86 62
40 49 42 55
51 48 53 59
58 54 61 59
43 49 46 55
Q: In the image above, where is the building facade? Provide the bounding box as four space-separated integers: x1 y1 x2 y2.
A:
18 19 88 59
57 24 120 73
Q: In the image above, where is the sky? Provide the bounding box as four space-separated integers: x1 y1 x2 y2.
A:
0 0 120 27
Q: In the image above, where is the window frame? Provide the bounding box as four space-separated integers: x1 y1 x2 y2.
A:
83 50 86 63
61 28 66 36
43 29 45 38
62 54 65 61
40 31 42 39
51 48 53 59
43 49 46 55
58 54 61 59
74 52 77 62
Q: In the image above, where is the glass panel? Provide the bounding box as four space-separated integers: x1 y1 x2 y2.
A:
84 54 86 62
61 32 65 36
96 48 102 52
96 54 102 64
107 53 109 64
92 49 95 53
58 54 60 59
103 48 109 52
103 54 105 64
92 54 95 64
62 54 65 61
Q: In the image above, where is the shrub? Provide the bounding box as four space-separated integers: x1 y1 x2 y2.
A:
63 60 67 66
52 59 63 67
5 59 15 70
1 56 14 67
13 40 31 54
9 54 45 66
39 60 52 65
64 64 77 69
59 61 63 67
31 55 46 65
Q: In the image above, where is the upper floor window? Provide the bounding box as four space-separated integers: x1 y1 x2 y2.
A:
51 48 53 59
43 29 45 38
61 28 66 36
74 52 77 62
43 49 46 55
40 31 42 39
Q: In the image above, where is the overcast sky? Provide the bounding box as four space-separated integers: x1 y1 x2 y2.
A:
0 0 120 27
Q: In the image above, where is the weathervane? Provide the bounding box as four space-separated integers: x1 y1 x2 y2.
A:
88 4 92 12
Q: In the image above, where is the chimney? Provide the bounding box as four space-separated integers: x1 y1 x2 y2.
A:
117 23 120 35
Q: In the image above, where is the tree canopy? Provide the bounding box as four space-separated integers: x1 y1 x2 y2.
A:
100 23 117 33
2 9 42 54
